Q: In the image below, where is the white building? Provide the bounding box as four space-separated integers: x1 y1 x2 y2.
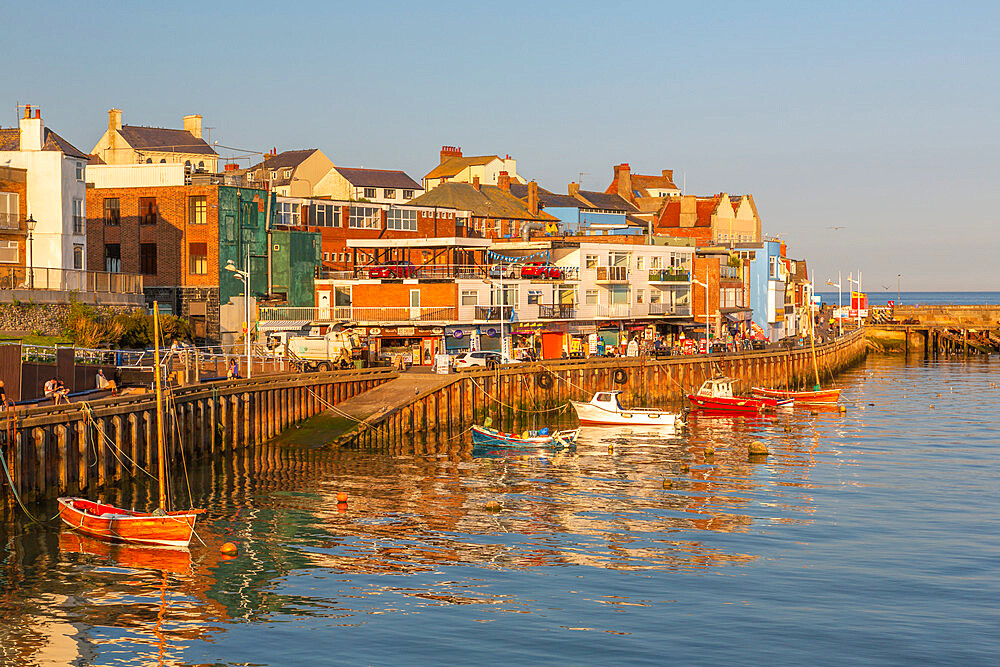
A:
0 106 90 270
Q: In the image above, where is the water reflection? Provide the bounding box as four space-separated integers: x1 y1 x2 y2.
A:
0 371 860 665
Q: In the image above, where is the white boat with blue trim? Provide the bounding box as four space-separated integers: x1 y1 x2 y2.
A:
570 391 683 428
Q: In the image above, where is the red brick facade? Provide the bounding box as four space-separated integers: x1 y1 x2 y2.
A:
86 185 220 287
0 166 29 271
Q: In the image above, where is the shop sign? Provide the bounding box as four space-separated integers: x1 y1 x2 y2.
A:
370 328 381 336
588 333 599 355
486 327 498 337
432 327 444 335
398 326 415 337
451 329 464 339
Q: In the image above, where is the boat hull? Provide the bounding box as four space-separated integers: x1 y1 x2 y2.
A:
687 394 790 413
58 497 201 548
751 387 842 404
471 425 577 448
570 401 681 427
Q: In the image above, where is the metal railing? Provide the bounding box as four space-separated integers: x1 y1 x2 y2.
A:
474 306 505 321
720 265 742 280
648 303 691 316
258 305 457 323
0 267 143 293
595 304 634 318
0 212 22 230
596 266 630 282
648 268 690 282
538 304 577 319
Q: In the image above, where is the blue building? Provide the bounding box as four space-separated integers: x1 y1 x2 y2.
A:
510 183 644 236
743 240 787 342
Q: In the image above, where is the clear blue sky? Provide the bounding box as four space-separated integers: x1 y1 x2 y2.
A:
5 1 998 291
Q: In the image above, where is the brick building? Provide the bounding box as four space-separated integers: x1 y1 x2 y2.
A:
0 166 29 274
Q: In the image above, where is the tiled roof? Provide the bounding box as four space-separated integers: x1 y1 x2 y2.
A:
250 149 317 171
424 155 500 179
575 190 638 212
656 196 720 229
408 182 555 221
508 183 580 209
630 173 678 192
0 127 90 159
334 167 421 190
118 125 217 155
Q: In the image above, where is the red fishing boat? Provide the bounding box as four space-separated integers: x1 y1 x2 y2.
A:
751 386 842 404
58 302 204 548
688 378 792 413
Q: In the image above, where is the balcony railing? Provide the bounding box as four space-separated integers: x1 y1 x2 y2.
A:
720 265 742 280
648 268 690 282
0 267 143 293
596 266 630 282
0 213 22 230
474 305 505 321
595 303 633 318
258 305 457 323
538 303 577 319
648 303 691 316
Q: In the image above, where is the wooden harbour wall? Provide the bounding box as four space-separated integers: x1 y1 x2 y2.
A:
340 329 868 450
1 368 397 504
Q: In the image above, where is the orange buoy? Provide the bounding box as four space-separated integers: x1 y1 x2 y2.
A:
220 542 238 555
337 492 348 503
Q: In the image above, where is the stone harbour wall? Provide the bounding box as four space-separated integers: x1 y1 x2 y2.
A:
0 303 137 337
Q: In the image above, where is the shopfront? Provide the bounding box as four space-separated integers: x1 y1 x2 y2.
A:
359 325 445 366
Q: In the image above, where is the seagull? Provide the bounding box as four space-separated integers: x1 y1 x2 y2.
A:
828 226 847 230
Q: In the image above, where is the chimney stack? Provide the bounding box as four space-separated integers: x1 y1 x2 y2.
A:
19 107 44 151
472 175 481 191
497 170 510 192
108 108 123 131
568 182 580 197
528 181 538 216
679 195 697 228
614 163 632 201
440 145 462 164
662 169 673 182
183 114 203 139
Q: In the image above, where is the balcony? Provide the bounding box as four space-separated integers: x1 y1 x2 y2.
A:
595 304 634 318
538 303 577 319
0 266 143 294
648 303 691 316
0 213 22 230
474 305 505 320
596 266 630 283
721 265 742 280
648 268 689 283
258 305 458 324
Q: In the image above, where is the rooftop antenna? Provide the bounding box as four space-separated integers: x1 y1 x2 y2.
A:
578 171 590 189
205 126 216 146
683 171 686 193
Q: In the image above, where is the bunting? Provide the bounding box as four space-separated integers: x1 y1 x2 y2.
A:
486 250 550 263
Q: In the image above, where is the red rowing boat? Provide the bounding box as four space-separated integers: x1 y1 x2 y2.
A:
688 378 792 414
58 498 204 548
751 387 842 404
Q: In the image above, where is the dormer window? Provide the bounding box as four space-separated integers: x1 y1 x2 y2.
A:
284 169 292 178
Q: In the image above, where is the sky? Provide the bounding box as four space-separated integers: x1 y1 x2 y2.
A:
4 1 998 291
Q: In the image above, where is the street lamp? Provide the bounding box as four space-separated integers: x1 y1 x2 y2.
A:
692 278 710 353
225 247 252 378
848 272 862 329
826 272 842 337
897 273 901 307
25 214 36 289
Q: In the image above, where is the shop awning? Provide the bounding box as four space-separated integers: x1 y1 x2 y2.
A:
257 320 311 332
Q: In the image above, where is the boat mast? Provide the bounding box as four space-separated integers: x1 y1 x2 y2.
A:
153 301 167 511
808 289 821 390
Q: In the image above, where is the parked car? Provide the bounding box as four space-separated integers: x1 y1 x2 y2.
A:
453 351 519 370
519 262 563 280
369 261 417 279
487 264 520 279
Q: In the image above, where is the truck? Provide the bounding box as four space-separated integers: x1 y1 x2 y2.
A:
266 326 361 371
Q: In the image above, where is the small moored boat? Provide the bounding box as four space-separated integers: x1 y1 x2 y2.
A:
472 424 579 448
751 386 842 404
570 391 682 427
57 498 204 548
688 377 792 414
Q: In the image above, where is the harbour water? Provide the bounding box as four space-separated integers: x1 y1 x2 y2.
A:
1 355 997 665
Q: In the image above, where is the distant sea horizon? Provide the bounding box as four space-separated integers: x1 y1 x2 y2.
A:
814 291 1000 307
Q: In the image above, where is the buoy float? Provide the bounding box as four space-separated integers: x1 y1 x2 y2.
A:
680 464 690 473
220 542 238 555
839 405 847 413
704 446 715 457
336 491 348 503
662 479 673 489
485 500 501 512
929 404 935 409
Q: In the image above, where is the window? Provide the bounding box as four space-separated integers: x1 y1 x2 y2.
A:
636 256 645 270
527 290 543 304
104 244 121 272
349 205 381 229
585 254 598 269
189 242 208 274
383 188 396 199
651 256 662 269
198 161 205 170
386 208 417 231
650 289 661 304
189 196 207 224
403 189 414 199
224 215 236 242
610 251 629 267
636 289 644 304
610 285 629 305
461 290 478 306
284 169 292 178
363 187 376 199
73 244 84 270
315 205 327 227
139 197 157 225
0 192 19 229
139 243 157 275
103 198 120 225
75 162 84 181
72 199 84 235
0 241 18 263
493 285 518 306
585 289 599 305
277 201 300 226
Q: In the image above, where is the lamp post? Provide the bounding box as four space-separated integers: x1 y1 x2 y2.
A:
826 272 842 337
225 244 252 378
26 214 36 289
897 273 901 307
848 272 862 329
692 278 710 353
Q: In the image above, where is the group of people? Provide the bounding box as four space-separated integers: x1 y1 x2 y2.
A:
43 377 69 404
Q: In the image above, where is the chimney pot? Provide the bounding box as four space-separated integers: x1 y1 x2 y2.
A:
34 109 40 119
528 181 538 216
497 171 510 192
24 105 30 119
